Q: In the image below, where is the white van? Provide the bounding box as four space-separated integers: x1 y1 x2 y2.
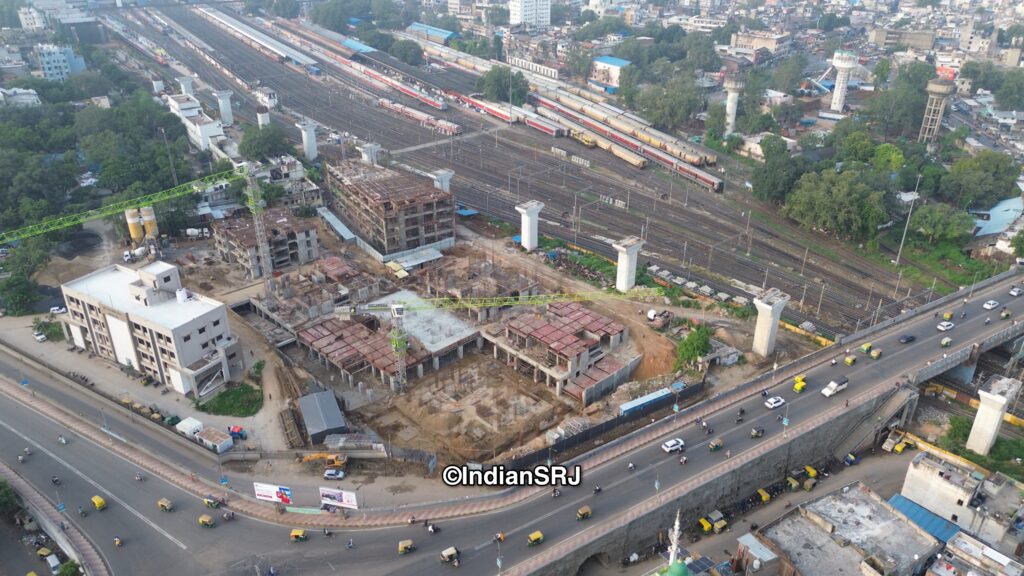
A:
822 376 849 398
45 553 61 575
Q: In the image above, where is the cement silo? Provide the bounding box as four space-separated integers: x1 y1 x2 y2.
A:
140 205 159 239
125 208 145 246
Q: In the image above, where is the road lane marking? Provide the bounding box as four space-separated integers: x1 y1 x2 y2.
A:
0 416 188 550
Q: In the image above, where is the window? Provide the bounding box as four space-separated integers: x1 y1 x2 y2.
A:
184 335 191 342
202 342 209 350
956 499 964 506
228 352 237 360
163 275 171 283
213 320 220 327
216 334 223 342
199 327 206 335
951 514 959 522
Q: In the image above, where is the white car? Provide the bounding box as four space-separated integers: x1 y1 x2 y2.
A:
32 331 47 342
49 306 67 314
323 469 345 480
764 396 786 409
1010 287 1023 297
937 321 955 332
983 300 1000 310
661 438 685 453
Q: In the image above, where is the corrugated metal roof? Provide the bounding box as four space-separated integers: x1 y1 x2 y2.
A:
297 390 347 437
594 56 631 68
316 206 355 241
406 22 458 40
887 494 960 543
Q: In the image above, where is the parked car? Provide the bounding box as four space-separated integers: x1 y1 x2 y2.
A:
32 331 47 342
323 469 345 480
661 438 685 453
49 306 67 314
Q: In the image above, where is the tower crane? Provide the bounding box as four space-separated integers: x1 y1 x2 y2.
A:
348 287 661 393
0 168 245 245
243 165 276 310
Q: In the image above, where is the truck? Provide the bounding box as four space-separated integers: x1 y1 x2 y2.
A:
821 376 849 398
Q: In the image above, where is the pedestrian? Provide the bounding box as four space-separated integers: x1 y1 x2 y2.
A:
725 450 731 458
844 399 849 407
347 538 354 549
269 393 272 400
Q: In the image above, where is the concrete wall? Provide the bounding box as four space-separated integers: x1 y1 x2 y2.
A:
529 391 897 575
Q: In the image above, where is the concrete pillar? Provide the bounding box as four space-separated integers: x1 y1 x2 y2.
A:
359 143 381 165
214 90 234 127
458 345 464 359
432 169 454 193
752 288 790 357
416 364 424 378
476 336 483 350
296 121 318 162
723 74 745 136
493 346 498 359
966 376 1021 455
432 357 440 370
177 76 194 96
556 380 563 395
613 236 644 293
944 363 978 387
830 50 858 113
256 105 271 129
515 200 544 252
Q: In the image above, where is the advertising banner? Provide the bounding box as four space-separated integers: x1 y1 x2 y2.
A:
253 482 293 504
319 487 358 510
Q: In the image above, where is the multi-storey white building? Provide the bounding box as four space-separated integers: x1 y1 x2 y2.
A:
18 7 46 30
164 93 225 152
33 44 85 82
510 0 550 28
61 262 244 398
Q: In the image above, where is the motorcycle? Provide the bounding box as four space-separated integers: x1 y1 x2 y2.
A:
78 506 87 517
428 524 439 534
551 489 561 498
735 416 744 423
51 476 61 486
58 435 67 445
593 486 602 494
23 448 31 455
627 462 635 472
135 473 145 482
17 455 24 464
679 456 687 465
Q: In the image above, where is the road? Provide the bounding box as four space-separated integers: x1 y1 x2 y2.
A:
2 274 1020 575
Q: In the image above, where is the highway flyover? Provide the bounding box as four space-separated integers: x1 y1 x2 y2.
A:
1 269 1022 575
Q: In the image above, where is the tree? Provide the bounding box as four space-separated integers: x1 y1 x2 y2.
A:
770 54 807 93
682 33 719 71
938 150 1021 209
0 273 40 315
580 9 597 23
575 16 626 41
389 40 424 66
909 203 975 245
873 58 890 88
674 325 712 370
751 153 811 204
634 75 703 131
960 60 1005 93
995 69 1024 111
566 46 593 78
864 61 934 140
271 0 300 18
550 3 574 25
0 479 17 517
239 124 293 160
1012 234 1024 257
771 103 802 126
486 6 509 25
781 170 888 242
871 143 904 173
759 134 788 161
57 561 82 576
724 133 743 151
704 103 726 140
838 131 875 163
475 67 529 105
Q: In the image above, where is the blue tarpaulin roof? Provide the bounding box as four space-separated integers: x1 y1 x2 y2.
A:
975 194 1023 236
887 495 960 543
406 22 458 42
456 208 479 216
594 56 631 68
342 38 376 53
316 207 355 241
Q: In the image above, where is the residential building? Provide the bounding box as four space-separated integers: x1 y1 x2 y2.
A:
18 7 46 30
33 44 85 82
928 532 1024 576
325 158 455 263
960 19 997 56
60 262 243 397
510 0 550 28
255 154 323 208
447 0 472 17
163 93 225 152
0 87 41 107
730 30 792 55
735 482 942 576
0 46 29 79
667 16 727 34
901 451 1024 558
589 56 630 93
868 28 936 51
211 207 319 279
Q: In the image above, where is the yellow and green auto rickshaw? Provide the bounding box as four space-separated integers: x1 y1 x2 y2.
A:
943 311 953 321
860 342 872 354
157 498 174 512
527 531 545 547
844 355 857 366
698 517 712 533
870 349 882 359
576 505 592 521
793 375 806 393
91 495 107 511
398 539 416 555
290 529 308 543
709 438 723 452
440 546 460 564
708 510 727 533
941 337 952 348
757 488 771 503
198 514 216 528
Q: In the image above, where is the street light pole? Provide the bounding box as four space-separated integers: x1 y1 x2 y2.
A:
894 174 921 267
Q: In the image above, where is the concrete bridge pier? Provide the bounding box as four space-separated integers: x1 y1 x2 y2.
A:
944 362 978 388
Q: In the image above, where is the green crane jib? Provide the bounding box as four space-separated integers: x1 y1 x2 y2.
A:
0 169 245 245
349 288 660 316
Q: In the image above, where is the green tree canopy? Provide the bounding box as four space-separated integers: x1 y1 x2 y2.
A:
674 325 712 370
1012 234 1024 257
938 150 1021 209
871 143 905 173
873 58 890 88
239 124 294 161
486 6 509 25
781 170 888 242
634 75 702 131
704 103 726 140
864 62 934 140
908 203 975 245
750 152 811 204
995 69 1024 111
389 39 424 65
575 16 626 41
770 54 807 93
475 67 529 105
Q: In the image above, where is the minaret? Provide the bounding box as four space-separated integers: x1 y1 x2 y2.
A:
668 509 682 566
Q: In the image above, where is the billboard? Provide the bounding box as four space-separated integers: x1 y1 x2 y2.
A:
319 487 358 510
936 66 956 81
253 482 293 504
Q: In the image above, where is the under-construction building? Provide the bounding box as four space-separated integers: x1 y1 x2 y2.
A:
325 158 455 263
424 260 540 322
211 206 319 279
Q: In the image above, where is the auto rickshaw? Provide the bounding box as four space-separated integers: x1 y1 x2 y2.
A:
941 337 952 348
793 375 806 393
157 498 174 512
860 342 872 354
698 517 712 533
576 505 592 521
751 427 765 438
943 311 953 321
804 465 818 478
786 476 800 492
709 438 723 451
844 355 857 366
198 514 216 528
870 349 882 360
91 495 107 511
398 539 416 555
1002 309 1012 320
439 546 460 564
757 488 771 503
708 510 727 534
290 529 308 543
527 531 545 546
36 547 52 559
203 495 222 509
